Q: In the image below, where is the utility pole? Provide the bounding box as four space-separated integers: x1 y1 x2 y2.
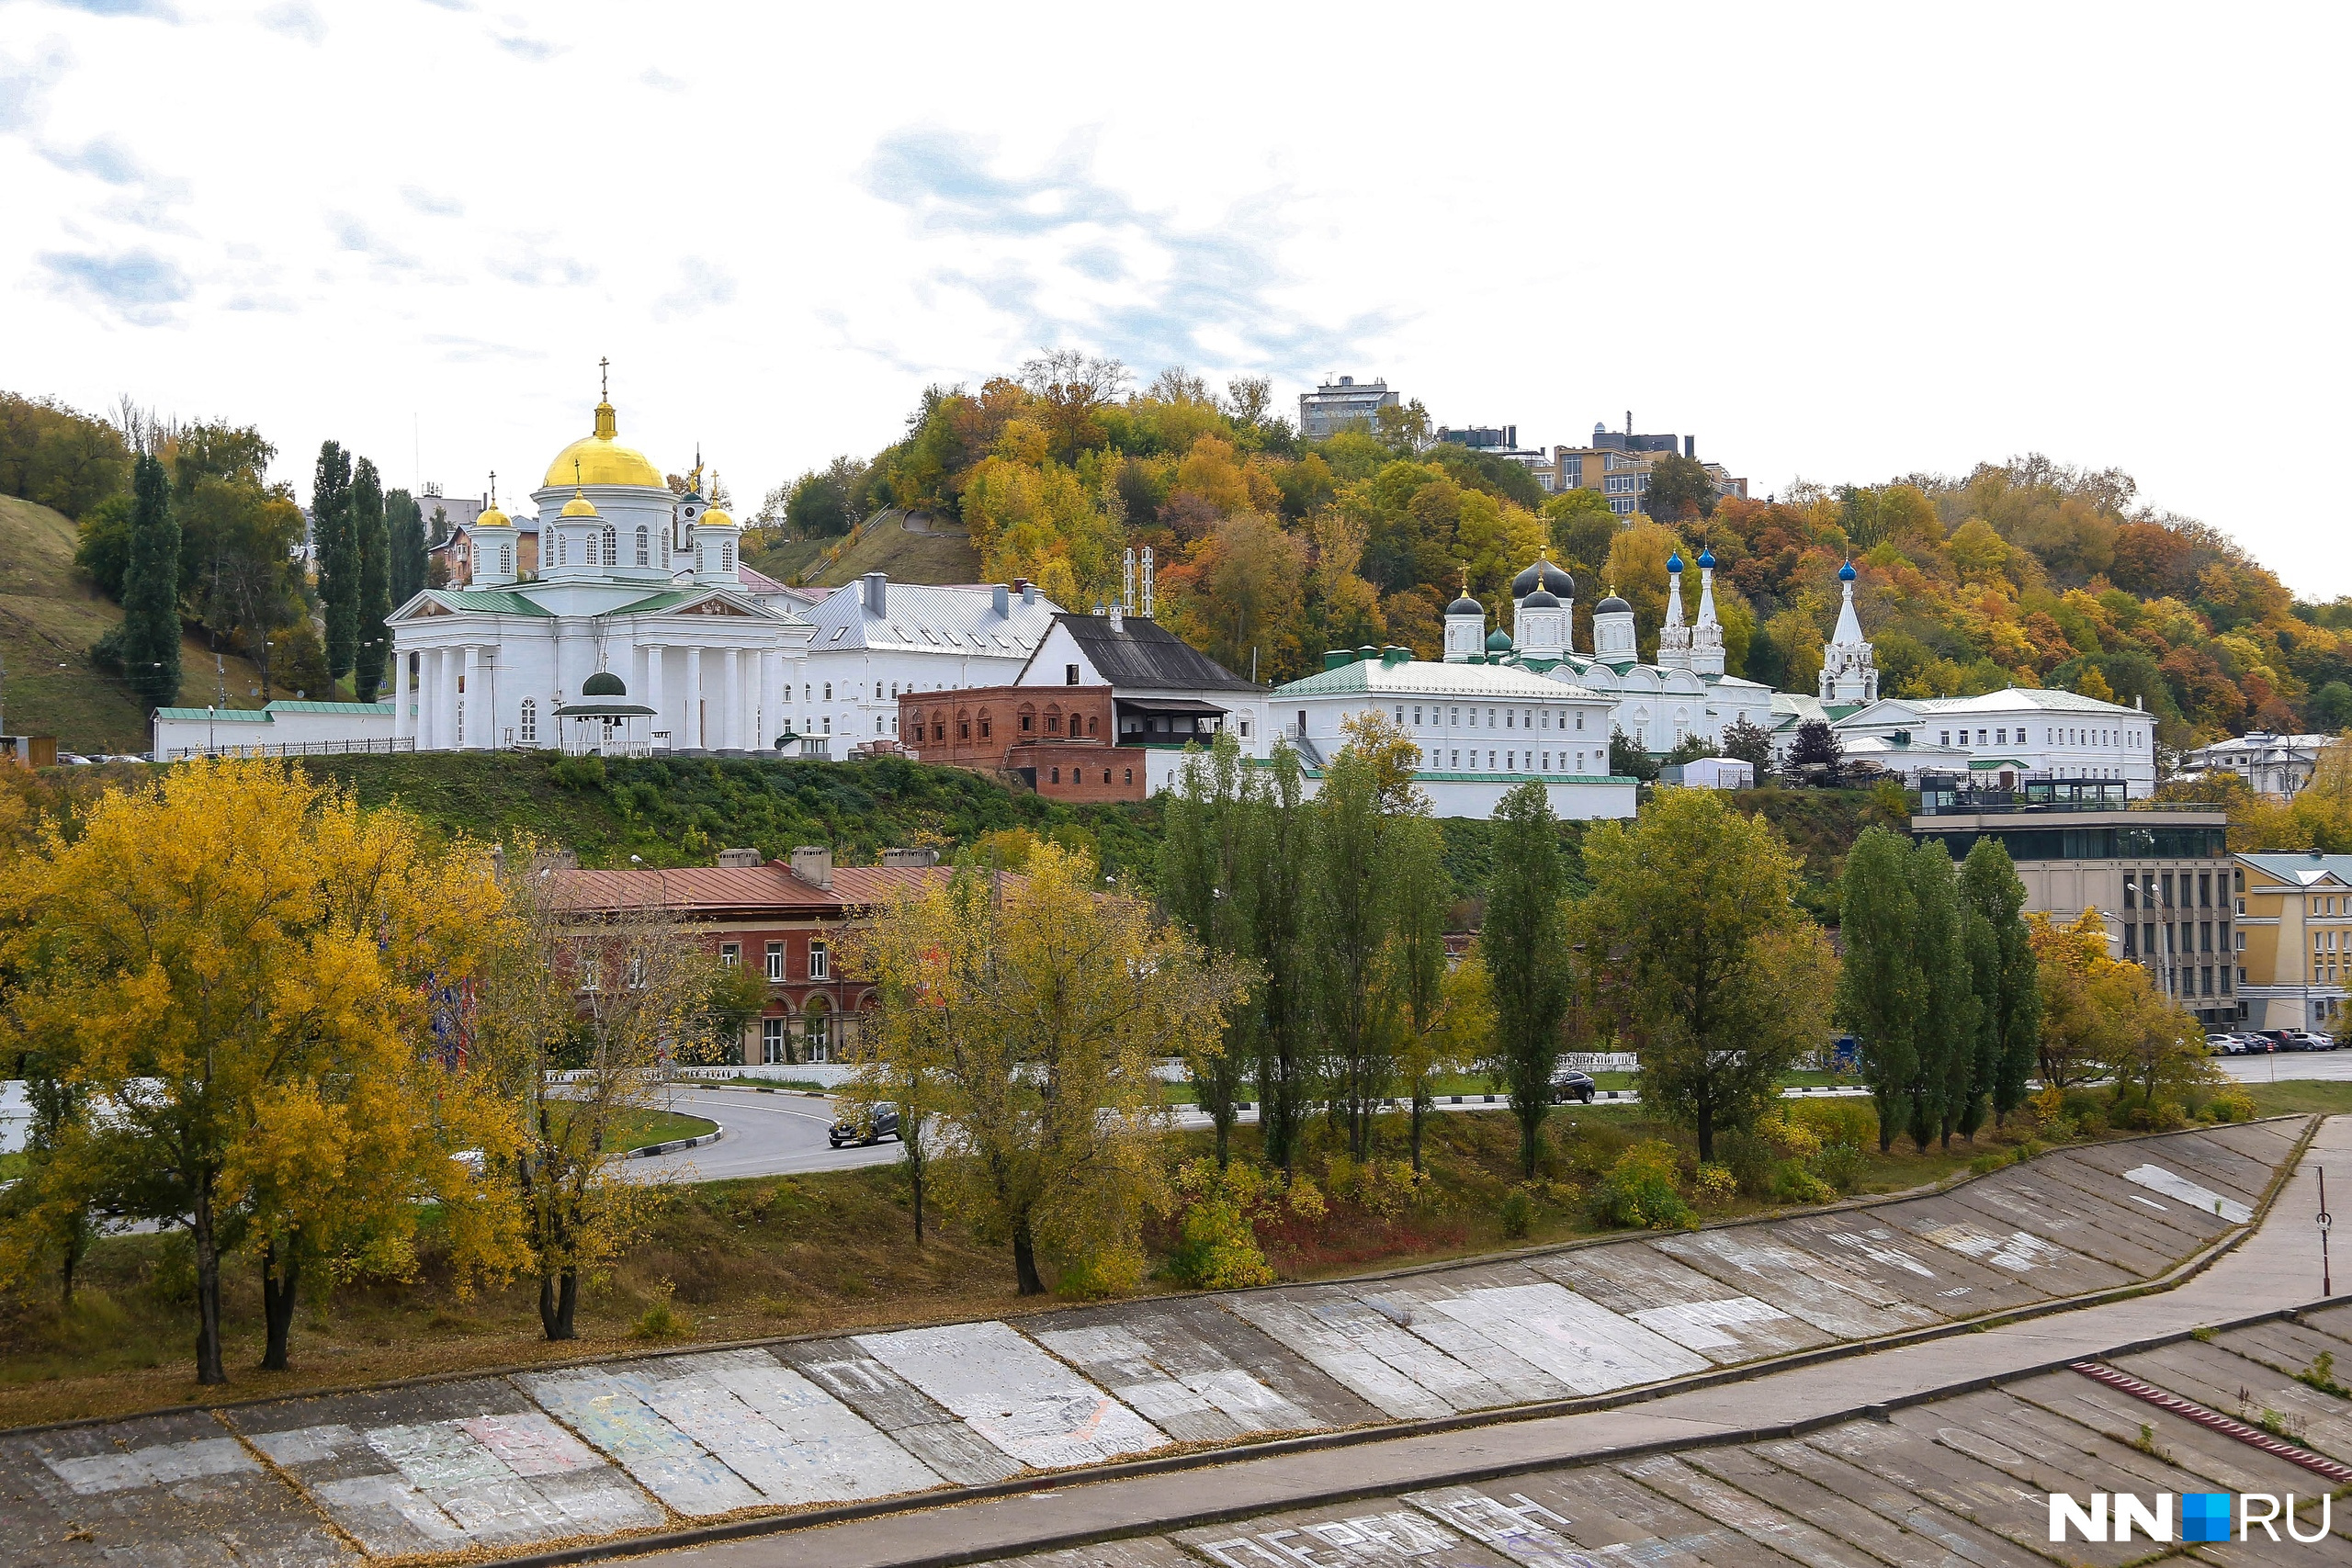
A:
2320 1168 2333 1297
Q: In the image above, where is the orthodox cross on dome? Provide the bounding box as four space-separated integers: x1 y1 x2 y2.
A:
488 470 496 507
599 355 609 400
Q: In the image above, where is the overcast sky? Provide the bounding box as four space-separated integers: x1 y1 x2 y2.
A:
6 2 2347 596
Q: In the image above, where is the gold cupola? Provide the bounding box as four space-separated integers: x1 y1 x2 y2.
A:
542 387 665 491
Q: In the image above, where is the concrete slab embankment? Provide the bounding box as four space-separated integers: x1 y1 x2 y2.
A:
0 1120 2313 1567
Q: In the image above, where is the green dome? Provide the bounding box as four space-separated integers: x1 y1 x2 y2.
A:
581 671 628 698
1484 626 1515 652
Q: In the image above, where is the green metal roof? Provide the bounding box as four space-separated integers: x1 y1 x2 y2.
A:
432 589 554 616
266 700 392 715
153 706 269 722
1273 657 1592 700
605 590 702 615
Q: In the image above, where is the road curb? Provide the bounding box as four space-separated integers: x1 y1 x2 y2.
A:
619 1125 726 1160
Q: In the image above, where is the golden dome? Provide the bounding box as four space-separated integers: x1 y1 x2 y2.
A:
559 487 600 519
699 504 737 529
542 400 665 490
476 504 513 530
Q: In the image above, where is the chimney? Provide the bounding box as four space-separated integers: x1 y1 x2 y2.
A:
715 847 762 868
879 846 939 869
790 845 833 889
1021 581 1036 605
992 583 1010 616
863 571 888 615
1109 601 1124 631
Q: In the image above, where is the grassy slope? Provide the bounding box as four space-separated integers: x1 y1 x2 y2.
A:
0 494 267 752
0 1100 2129 1428
295 750 1170 878
806 509 982 590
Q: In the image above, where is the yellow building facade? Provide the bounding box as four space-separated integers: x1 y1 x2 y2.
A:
2233 851 2351 1033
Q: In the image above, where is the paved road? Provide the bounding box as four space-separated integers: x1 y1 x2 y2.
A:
618 1086 901 1183
2221 1048 2352 1083
622 1114 2352 1568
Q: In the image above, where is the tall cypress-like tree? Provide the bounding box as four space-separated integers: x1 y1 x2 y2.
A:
386 487 426 606
351 458 390 700
1905 840 1977 1151
311 442 356 680
1960 838 2041 1125
1306 751 1397 1161
1481 780 1573 1179
1158 732 1262 1167
1252 745 1312 1170
119 452 181 711
1837 827 1919 1151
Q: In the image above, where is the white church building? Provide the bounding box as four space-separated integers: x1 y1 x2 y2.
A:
385 393 814 755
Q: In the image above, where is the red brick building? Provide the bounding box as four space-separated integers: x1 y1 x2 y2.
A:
549 847 960 1065
898 683 1152 801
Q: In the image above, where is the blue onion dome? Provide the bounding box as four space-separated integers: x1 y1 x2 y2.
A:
1668 551 1685 574
581 671 628 697
1520 588 1560 610
1485 626 1515 652
1838 558 1858 582
1447 590 1483 616
1697 547 1716 569
1596 592 1631 614
1511 557 1575 599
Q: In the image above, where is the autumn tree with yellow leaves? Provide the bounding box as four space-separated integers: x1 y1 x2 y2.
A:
842 843 1241 1296
0 761 523 1382
2027 909 2218 1113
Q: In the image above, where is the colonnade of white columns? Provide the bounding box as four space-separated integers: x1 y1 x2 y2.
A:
392 640 798 754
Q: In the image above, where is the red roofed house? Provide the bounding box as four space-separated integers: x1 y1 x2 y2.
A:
548 845 961 1066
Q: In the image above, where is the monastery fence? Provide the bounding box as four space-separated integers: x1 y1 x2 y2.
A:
161 738 419 761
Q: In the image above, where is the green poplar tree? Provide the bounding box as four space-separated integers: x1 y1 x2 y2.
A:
351 458 390 700
1838 827 1919 1151
1960 838 2041 1125
1252 745 1313 1171
118 452 182 711
386 488 426 606
311 442 356 680
1158 733 1262 1166
1906 840 1978 1151
1306 751 1398 1161
1481 780 1573 1179
1385 813 1451 1174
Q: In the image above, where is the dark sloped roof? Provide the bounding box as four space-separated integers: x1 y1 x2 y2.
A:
1047 614 1261 693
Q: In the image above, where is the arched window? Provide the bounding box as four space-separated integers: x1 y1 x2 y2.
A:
978 711 991 739
470 544 481 573
555 534 565 566
605 529 618 565
636 526 650 566
500 543 512 573
722 541 734 570
957 709 970 739
800 996 831 1061
519 697 537 744
1051 766 1061 784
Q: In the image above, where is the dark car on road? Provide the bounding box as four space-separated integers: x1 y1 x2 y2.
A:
1549 1069 1598 1104
829 1102 901 1147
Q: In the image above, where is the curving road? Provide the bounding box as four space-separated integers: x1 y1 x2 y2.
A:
616 1087 902 1183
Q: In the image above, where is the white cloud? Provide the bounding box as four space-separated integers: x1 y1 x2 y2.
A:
0 4 2346 595
257 2 324 46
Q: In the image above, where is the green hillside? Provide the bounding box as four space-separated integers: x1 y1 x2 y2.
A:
0 494 266 753
750 507 983 592
287 750 1165 878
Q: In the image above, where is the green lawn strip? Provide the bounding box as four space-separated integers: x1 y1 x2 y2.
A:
2244 1080 2352 1117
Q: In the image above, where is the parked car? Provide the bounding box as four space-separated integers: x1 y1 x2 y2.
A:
1548 1069 1598 1104
2256 1028 2328 1052
829 1101 901 1147
2203 1033 2237 1055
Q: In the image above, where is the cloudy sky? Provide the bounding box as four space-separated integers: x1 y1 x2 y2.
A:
6 2 2348 595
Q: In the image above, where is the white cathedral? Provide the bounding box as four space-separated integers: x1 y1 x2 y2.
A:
383 392 816 755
